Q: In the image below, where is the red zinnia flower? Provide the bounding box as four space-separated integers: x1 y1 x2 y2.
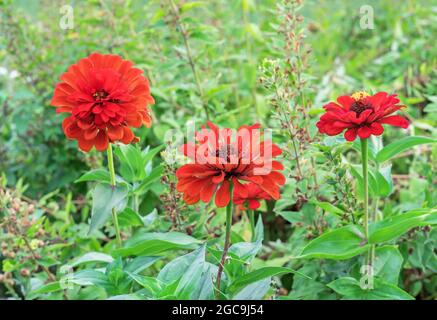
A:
176 122 285 208
51 53 154 152
233 182 271 210
316 91 409 141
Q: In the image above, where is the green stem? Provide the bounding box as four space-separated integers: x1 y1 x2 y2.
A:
360 138 371 266
216 184 233 298
107 143 122 247
370 161 380 268
249 209 255 242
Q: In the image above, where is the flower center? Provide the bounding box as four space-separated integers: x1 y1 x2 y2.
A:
215 144 239 162
350 91 372 116
93 90 109 101
350 100 372 116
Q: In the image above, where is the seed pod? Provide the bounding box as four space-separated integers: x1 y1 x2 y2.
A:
20 269 31 277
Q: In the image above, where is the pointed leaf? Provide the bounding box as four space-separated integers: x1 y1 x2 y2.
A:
299 225 369 260
369 208 437 243
113 232 200 257
89 183 129 234
376 136 436 163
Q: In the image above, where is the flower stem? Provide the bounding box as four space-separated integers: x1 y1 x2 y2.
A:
216 186 233 298
107 143 122 247
370 161 380 268
249 209 255 242
360 138 371 266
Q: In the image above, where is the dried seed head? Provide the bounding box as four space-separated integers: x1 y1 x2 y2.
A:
20 269 30 277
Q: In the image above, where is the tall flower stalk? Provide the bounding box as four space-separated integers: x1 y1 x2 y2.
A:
216 183 233 297
248 210 256 241
107 143 122 247
360 138 370 265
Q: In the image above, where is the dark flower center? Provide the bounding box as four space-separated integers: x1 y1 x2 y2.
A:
93 90 109 101
215 144 239 162
350 100 372 116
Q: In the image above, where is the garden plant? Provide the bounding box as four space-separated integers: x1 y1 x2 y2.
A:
0 0 436 302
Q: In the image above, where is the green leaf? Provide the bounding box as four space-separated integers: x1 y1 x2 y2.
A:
374 246 403 284
75 169 110 184
115 144 164 182
175 245 216 300
278 211 302 224
316 202 345 216
89 183 129 234
328 277 414 300
142 209 158 227
133 165 164 195
127 272 163 297
375 136 436 163
115 144 143 182
369 208 437 243
157 248 199 284
70 252 114 267
180 1 205 13
106 258 125 288
118 207 145 228
229 267 306 292
225 241 263 280
67 270 110 287
232 278 271 300
229 241 262 262
124 256 161 274
299 225 369 260
254 215 264 243
30 281 62 295
350 164 379 197
374 165 393 197
107 293 142 300
113 232 201 257
142 145 165 167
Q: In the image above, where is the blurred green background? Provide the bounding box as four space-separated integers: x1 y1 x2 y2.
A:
1 0 436 198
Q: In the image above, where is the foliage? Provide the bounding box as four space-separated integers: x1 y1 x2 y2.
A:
0 0 436 300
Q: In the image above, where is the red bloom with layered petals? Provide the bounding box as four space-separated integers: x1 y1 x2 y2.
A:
316 91 409 141
176 122 285 208
233 182 271 210
51 53 154 152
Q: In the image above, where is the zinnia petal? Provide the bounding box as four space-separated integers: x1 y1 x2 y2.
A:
248 199 261 210
200 182 217 203
357 126 372 139
215 180 231 208
337 96 355 110
344 128 358 141
369 122 384 135
232 177 249 198
378 115 409 129
95 131 109 151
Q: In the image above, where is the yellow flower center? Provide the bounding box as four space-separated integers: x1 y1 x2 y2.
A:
351 91 370 101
